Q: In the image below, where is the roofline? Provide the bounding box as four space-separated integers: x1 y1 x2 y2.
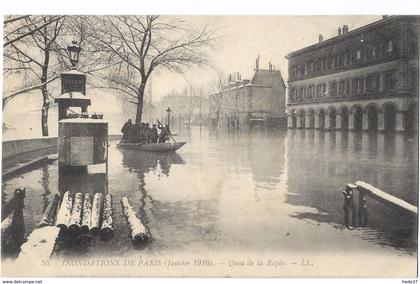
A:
285 15 409 59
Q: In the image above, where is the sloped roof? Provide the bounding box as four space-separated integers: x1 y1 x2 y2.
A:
251 69 286 88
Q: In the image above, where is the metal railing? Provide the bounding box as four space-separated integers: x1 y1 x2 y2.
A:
342 181 418 230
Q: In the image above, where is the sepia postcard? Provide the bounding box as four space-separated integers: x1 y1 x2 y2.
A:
1 9 419 280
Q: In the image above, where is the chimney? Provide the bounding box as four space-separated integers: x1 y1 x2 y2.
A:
256 55 260 71
342 25 349 34
337 26 342 36
269 62 272 71
237 72 240 81
319 34 324 43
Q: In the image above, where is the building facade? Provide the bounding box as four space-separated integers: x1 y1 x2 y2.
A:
209 64 287 129
286 16 419 132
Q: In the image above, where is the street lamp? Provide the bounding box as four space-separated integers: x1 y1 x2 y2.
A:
166 107 172 129
67 40 81 69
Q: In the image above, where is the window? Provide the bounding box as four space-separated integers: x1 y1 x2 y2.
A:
301 65 307 76
366 73 380 92
308 85 315 99
333 55 339 69
345 80 351 96
366 45 377 61
327 56 334 70
330 81 338 97
299 87 305 100
338 54 343 67
352 77 364 95
291 67 297 78
339 80 345 96
410 69 418 89
316 84 327 97
387 40 393 52
290 88 297 102
315 60 321 72
384 71 396 90
308 61 314 73
343 51 351 65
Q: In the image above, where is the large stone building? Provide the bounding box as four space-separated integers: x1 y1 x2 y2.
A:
209 62 287 129
286 16 419 132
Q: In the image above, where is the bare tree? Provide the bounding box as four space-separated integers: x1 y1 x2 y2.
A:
4 16 66 136
3 15 111 136
3 15 64 48
86 15 216 123
209 70 225 128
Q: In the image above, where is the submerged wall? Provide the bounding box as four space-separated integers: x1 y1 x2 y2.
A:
2 137 58 159
2 135 122 159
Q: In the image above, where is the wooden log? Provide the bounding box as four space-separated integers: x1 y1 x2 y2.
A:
101 194 114 241
2 207 25 257
68 193 84 234
55 191 73 230
80 193 93 234
2 187 25 222
355 181 418 215
121 197 150 243
90 193 103 235
38 194 60 228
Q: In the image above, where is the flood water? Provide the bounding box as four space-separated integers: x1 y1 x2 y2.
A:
2 127 418 263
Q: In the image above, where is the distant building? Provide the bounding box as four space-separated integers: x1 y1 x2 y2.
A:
209 61 287 129
154 92 209 127
286 16 419 132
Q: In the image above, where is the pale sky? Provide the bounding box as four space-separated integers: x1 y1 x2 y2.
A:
148 15 382 99
3 15 383 136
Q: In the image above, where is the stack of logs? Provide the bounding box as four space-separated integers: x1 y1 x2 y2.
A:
40 191 114 241
39 192 151 244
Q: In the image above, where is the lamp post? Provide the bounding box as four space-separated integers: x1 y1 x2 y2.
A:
67 40 81 69
166 107 172 130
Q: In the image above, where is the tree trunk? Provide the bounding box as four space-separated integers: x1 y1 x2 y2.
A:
136 82 146 124
41 47 50 137
41 86 50 137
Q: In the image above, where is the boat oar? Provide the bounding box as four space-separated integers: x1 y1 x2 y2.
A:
157 119 176 143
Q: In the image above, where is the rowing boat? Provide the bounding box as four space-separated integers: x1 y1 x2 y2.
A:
116 142 186 152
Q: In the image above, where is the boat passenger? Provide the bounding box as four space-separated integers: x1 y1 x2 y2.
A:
121 119 132 143
145 123 152 143
138 123 147 144
150 124 158 143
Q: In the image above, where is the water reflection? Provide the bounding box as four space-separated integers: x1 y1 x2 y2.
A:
58 169 108 195
121 149 184 175
286 129 417 250
1 127 418 259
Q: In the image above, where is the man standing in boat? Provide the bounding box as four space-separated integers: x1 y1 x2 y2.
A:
158 124 171 143
121 119 132 143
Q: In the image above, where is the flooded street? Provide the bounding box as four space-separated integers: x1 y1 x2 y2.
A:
2 127 418 276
